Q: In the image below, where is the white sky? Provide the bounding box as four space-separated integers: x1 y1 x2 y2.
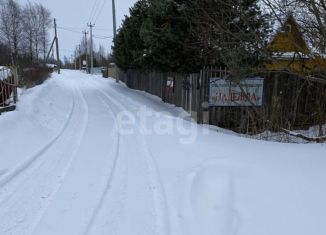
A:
20 0 137 60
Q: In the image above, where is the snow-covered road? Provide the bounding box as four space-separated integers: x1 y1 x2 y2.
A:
0 70 326 235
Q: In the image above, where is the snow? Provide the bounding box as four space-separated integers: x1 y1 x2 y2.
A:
0 70 325 235
0 66 12 81
272 52 309 59
46 64 56 69
204 124 326 143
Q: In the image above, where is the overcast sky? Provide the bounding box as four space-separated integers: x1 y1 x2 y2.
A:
21 0 137 60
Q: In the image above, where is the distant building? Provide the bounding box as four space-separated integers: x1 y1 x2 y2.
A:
108 63 117 79
266 15 326 73
46 64 57 72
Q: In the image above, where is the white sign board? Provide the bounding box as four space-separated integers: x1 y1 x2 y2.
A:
167 77 174 88
209 77 264 106
83 60 87 66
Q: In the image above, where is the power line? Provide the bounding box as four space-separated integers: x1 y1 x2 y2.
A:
90 0 105 23
93 35 113 39
57 26 111 39
89 0 101 23
94 28 112 31
61 48 77 53
57 27 84 34
56 25 111 31
57 26 86 30
94 0 108 24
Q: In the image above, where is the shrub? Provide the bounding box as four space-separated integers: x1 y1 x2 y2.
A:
20 65 52 88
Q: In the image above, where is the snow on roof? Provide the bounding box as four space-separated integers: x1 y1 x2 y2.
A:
46 64 57 68
0 66 12 81
272 52 309 59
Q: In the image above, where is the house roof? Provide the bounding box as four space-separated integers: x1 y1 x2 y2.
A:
268 15 310 55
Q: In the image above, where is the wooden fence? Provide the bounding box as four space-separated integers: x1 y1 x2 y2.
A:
0 67 18 114
118 67 326 134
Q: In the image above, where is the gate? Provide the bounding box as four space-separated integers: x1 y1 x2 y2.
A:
0 66 18 114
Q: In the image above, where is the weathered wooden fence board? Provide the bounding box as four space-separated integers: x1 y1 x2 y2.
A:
118 67 326 134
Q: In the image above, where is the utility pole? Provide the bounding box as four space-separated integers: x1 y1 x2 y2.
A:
74 51 77 70
79 44 81 70
83 31 89 73
112 0 118 82
87 23 95 74
112 0 117 38
54 18 60 74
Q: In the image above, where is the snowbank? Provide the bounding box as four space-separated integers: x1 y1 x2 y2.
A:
0 66 12 81
203 124 326 143
102 75 326 235
0 72 74 173
0 71 325 235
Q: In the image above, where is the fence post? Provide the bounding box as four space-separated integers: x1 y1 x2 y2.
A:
201 67 209 124
1 70 3 109
13 67 18 103
198 68 205 124
271 73 279 130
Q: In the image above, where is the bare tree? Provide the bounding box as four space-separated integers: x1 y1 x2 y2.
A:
22 1 36 62
262 0 326 55
187 0 271 77
36 4 51 61
0 0 22 65
299 0 326 54
20 2 51 63
260 0 326 140
96 44 106 66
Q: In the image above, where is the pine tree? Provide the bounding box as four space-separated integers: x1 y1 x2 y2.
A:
112 0 149 70
139 0 194 72
113 0 271 74
187 0 271 74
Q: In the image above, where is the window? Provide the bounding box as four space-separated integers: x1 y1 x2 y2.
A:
283 24 292 32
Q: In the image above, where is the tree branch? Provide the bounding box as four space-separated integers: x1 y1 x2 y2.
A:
281 128 326 143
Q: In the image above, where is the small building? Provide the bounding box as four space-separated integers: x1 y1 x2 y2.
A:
266 15 326 73
46 64 57 73
108 63 117 79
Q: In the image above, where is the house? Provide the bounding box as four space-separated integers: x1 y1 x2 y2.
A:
266 15 326 73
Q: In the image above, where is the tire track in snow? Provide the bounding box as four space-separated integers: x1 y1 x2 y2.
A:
89 78 170 235
29 83 90 234
0 82 90 234
0 84 77 206
85 98 120 234
0 81 76 189
83 93 122 235
29 76 128 235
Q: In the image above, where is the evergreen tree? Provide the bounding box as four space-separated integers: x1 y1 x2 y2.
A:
186 0 271 74
139 0 198 72
113 0 271 74
112 0 149 70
